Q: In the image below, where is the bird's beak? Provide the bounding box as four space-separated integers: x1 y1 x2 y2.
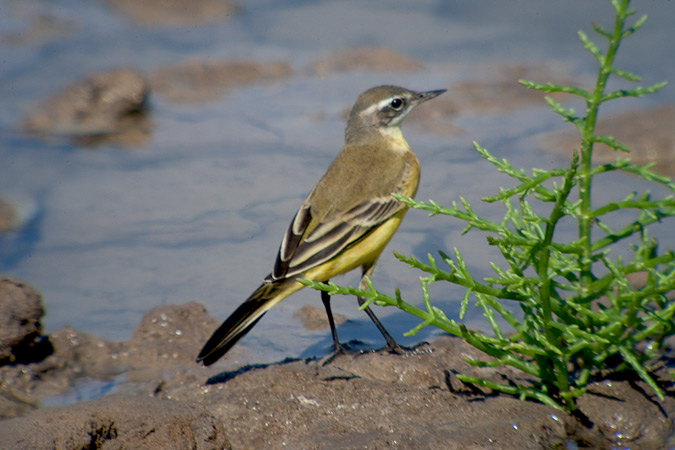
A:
417 89 447 104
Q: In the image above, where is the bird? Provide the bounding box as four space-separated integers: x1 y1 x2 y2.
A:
197 85 446 366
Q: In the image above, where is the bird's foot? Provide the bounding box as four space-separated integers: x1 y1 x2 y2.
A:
379 340 431 356
320 340 365 365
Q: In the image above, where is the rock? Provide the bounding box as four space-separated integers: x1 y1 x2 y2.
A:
448 64 575 115
576 377 675 450
0 302 219 418
542 105 675 177
2 299 674 448
0 277 51 366
22 68 152 147
311 45 423 76
150 59 293 103
161 334 675 449
46 327 127 379
126 302 219 380
107 0 239 27
162 338 568 449
0 326 126 419
404 63 581 136
0 394 231 450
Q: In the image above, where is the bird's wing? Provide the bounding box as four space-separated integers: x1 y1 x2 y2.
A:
271 192 406 280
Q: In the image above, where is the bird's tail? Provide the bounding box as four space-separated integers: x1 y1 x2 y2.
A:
196 278 300 366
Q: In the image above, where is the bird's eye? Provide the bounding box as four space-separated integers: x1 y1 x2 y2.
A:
389 98 404 110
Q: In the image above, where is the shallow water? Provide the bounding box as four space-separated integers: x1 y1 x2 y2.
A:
1 0 674 365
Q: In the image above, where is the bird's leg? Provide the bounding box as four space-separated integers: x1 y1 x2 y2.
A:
321 287 349 357
358 267 406 354
357 297 404 353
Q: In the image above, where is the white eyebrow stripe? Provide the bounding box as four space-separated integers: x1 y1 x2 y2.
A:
359 96 400 118
376 96 398 110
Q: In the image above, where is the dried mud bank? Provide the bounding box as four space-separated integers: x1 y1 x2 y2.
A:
0 277 673 449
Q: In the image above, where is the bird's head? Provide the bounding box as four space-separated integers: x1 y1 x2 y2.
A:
345 85 446 145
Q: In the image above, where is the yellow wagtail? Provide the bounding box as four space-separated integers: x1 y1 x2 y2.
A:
197 85 445 366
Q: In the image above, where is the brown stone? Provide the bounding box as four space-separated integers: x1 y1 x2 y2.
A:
150 59 293 103
0 394 231 450
22 68 152 147
0 277 49 366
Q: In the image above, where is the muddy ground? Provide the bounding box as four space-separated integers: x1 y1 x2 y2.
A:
0 277 673 449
